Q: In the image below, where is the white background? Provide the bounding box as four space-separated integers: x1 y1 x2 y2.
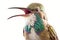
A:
0 0 60 40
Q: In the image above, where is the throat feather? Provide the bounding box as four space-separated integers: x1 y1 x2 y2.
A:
25 13 44 34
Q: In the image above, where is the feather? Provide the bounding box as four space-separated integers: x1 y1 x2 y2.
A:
48 24 58 40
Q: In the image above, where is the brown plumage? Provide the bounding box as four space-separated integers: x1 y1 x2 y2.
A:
8 3 58 40
23 3 58 40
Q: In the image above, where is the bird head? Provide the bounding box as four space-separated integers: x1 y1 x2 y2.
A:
8 3 44 19
8 3 45 26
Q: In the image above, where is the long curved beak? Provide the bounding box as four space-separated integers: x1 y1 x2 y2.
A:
8 7 31 19
8 14 30 19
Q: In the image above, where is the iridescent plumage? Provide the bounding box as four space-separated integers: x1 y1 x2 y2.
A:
8 3 58 40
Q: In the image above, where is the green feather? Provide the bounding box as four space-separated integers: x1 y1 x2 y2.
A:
24 13 44 33
25 25 31 33
34 13 44 33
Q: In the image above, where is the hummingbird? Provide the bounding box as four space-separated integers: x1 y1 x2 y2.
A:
8 3 58 40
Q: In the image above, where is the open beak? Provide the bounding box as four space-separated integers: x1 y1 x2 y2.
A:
8 7 31 19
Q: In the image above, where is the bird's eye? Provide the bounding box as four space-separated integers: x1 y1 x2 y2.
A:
43 16 46 20
35 9 38 11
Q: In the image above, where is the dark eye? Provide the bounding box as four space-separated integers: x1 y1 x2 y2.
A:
35 9 38 11
43 16 46 20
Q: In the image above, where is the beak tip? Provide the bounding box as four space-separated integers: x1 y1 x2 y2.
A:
8 7 18 9
7 17 10 19
8 7 13 9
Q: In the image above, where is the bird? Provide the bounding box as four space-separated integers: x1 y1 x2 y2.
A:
8 3 58 40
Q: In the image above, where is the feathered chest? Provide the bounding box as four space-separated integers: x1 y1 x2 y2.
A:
24 13 44 34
